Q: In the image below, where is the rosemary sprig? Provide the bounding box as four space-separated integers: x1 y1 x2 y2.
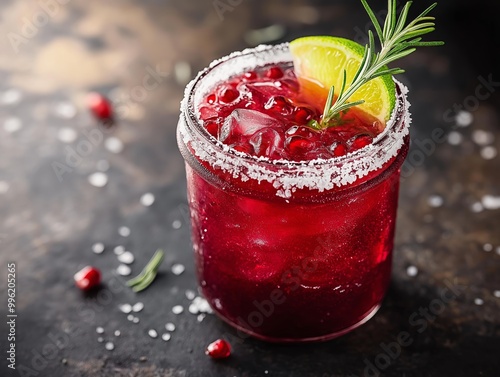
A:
321 0 444 127
126 249 165 292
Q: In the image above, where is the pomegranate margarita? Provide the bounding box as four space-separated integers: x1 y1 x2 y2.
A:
177 1 441 342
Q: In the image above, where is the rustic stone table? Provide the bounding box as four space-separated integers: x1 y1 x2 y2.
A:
0 0 499 376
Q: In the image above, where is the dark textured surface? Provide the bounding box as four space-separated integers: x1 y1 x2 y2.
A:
0 0 499 376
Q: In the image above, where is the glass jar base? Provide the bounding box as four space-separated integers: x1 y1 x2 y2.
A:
213 303 382 343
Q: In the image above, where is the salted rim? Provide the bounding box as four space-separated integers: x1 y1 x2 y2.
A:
178 43 411 198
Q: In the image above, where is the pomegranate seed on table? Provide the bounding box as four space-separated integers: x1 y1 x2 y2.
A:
74 266 101 291
205 339 231 359
87 92 113 120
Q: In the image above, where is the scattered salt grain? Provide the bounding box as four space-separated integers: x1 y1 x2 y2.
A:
165 323 175 332
88 172 108 188
116 264 131 276
494 290 500 298
474 298 484 306
447 131 463 146
118 226 130 237
0 89 22 105
114 246 125 255
96 327 104 334
114 330 121 337
54 102 76 119
97 337 104 343
470 202 484 213
148 329 158 339
428 195 443 208
481 146 497 160
185 290 196 300
105 137 124 153
189 297 212 314
197 314 206 322
57 127 77 143
496 247 500 256
172 305 184 314
406 266 418 277
172 220 182 229
119 304 132 314
162 333 171 342
132 302 144 313
472 130 494 146
92 242 105 254
174 61 192 85
0 181 9 194
171 264 185 276
455 110 473 127
140 193 155 207
105 342 115 351
132 317 140 324
483 243 493 252
118 251 135 264
482 195 500 210
3 117 22 133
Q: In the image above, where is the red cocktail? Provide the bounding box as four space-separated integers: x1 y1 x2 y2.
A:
178 44 410 342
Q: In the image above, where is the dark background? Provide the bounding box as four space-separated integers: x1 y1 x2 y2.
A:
0 0 499 376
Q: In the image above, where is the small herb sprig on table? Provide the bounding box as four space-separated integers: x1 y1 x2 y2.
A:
319 0 444 128
126 249 165 292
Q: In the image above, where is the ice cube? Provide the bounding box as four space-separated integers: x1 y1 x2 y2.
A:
249 127 285 159
220 109 281 144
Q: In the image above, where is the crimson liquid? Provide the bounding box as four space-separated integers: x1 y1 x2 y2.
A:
178 44 410 342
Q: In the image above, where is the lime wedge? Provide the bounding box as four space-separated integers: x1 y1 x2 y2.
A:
290 36 396 124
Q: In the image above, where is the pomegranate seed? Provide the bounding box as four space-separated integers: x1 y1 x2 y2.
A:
219 87 239 103
87 93 113 120
351 135 373 150
265 96 292 115
287 137 317 155
207 94 217 104
266 66 283 79
205 339 231 359
232 143 253 154
204 121 219 138
243 71 258 80
332 143 347 157
293 107 314 124
74 266 101 291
